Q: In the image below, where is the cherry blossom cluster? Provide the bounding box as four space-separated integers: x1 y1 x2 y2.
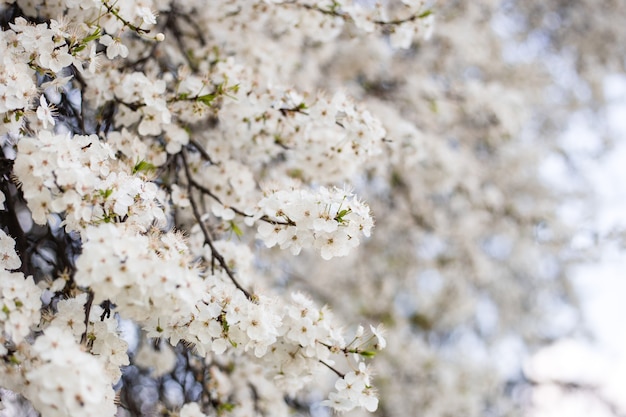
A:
0 237 120 417
11 0 158 36
173 85 388 235
110 71 171 137
13 130 166 231
19 326 117 417
72 223 373 371
186 319 385 416
215 88 388 183
74 224 204 324
192 0 434 52
48 293 130 383
254 185 374 259
0 0 413 415
0 16 82 134
0 0 163 136
183 152 258 222
317 0 436 48
0 231 41 352
322 362 379 412
0 270 41 350
70 222 383 414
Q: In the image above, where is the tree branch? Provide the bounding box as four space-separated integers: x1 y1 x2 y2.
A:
181 150 253 301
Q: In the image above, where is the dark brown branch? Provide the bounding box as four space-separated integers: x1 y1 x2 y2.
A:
187 138 216 165
319 359 345 378
80 290 95 345
181 147 293 226
285 1 432 27
181 150 253 300
164 5 206 47
278 106 309 117
101 0 152 35
373 10 433 26
0 152 31 276
163 8 199 71
61 91 86 135
124 41 161 70
186 173 293 225
186 175 224 205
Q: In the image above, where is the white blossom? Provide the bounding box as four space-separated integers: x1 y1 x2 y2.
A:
255 186 373 259
0 229 21 270
99 35 129 60
0 270 42 344
36 94 55 128
25 326 117 417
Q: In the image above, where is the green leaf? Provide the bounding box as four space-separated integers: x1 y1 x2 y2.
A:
99 188 113 199
220 313 229 333
217 403 236 414
82 27 102 43
132 160 156 175
418 10 433 19
229 221 243 237
335 209 351 223
196 93 217 106
358 350 377 358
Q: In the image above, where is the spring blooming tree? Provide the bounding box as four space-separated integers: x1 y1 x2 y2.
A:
0 0 617 416
0 1 436 416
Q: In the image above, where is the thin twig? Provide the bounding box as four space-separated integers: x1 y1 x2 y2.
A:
188 138 216 165
101 0 151 35
319 359 345 378
164 9 199 71
285 1 432 27
181 150 253 300
187 176 223 205
81 290 95 345
182 147 293 226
